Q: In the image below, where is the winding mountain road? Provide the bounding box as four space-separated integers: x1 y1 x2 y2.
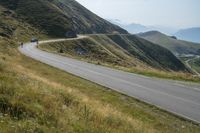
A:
185 56 200 76
19 36 200 123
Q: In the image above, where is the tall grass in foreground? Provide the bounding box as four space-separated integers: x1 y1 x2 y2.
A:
0 59 135 132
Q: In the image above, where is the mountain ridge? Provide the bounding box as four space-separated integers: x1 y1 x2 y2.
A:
138 31 200 56
0 0 127 37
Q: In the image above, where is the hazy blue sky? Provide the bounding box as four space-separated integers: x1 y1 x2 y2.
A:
76 0 200 28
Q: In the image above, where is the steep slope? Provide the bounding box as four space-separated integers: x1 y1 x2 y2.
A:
0 5 45 46
174 27 200 43
40 34 188 72
107 34 187 71
0 0 74 37
51 0 127 34
0 0 127 37
138 31 200 56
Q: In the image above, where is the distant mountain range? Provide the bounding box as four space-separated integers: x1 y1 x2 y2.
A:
108 19 177 35
109 19 200 43
174 27 200 43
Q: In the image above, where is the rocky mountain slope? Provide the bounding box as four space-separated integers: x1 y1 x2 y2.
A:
0 0 127 37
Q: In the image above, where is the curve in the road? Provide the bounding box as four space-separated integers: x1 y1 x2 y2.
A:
185 56 200 76
19 37 200 123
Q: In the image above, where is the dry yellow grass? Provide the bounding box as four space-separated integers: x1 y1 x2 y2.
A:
15 64 157 133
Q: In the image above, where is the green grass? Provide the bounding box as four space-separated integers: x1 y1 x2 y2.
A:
0 0 74 37
107 34 187 71
187 57 200 73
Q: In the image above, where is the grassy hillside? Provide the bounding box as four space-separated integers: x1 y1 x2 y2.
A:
138 31 200 56
0 6 43 37
0 4 200 132
186 57 200 74
0 0 127 38
108 34 187 71
51 0 127 34
40 34 188 72
0 0 74 37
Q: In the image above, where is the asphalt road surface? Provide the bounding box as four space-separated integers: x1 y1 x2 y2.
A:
19 37 200 123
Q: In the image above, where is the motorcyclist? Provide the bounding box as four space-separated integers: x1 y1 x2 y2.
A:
21 42 24 48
